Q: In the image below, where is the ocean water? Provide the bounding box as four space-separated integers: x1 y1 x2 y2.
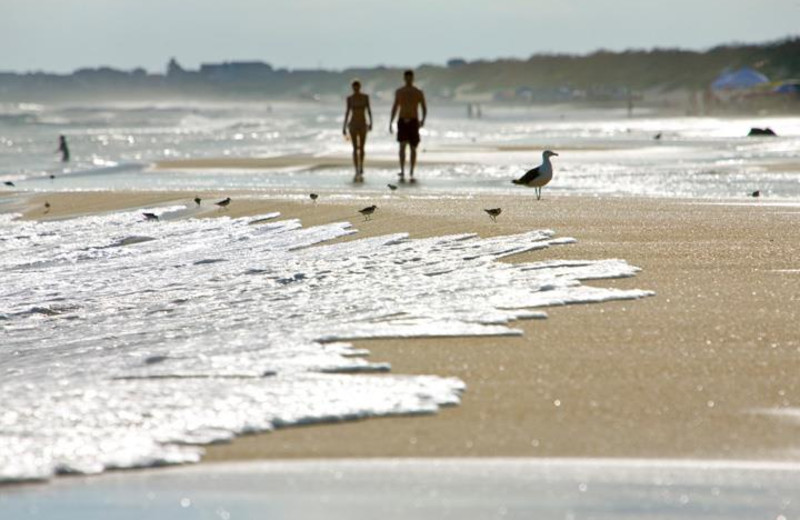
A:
1 101 799 198
0 204 652 482
5 459 800 520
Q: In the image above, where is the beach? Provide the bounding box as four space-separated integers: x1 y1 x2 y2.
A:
13 189 800 463
3 100 800 520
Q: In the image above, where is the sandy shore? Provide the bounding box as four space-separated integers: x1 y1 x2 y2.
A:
9 190 800 461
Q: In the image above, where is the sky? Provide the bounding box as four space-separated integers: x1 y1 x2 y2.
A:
1 0 799 73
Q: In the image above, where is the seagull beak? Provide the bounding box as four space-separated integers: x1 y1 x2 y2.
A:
552 152 559 156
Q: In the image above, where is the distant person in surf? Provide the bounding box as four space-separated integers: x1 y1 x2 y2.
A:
389 70 427 183
57 135 70 162
342 80 373 183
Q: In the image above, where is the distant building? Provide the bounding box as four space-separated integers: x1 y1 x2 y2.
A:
199 61 273 82
447 58 467 68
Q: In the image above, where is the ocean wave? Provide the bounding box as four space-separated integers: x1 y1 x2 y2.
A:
0 209 651 483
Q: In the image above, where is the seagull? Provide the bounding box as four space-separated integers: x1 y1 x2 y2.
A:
194 196 202 206
142 212 159 221
387 184 398 191
512 150 558 200
750 190 761 198
215 197 231 209
3 181 14 187
484 208 502 222
358 205 377 221
310 193 319 203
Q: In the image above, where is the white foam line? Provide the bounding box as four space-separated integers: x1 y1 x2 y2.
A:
689 201 800 208
165 457 800 476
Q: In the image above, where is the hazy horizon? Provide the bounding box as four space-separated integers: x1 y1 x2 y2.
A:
2 0 799 74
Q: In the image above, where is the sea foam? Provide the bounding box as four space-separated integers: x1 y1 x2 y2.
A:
0 210 652 482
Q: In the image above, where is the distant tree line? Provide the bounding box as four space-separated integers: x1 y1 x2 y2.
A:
0 38 797 103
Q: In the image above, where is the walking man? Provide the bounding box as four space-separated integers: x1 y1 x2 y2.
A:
389 70 426 183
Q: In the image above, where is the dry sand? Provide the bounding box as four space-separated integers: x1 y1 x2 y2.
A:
11 191 800 461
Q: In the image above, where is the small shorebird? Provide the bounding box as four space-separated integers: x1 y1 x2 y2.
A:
653 132 662 140
387 184 398 191
142 212 159 221
358 205 377 220
751 190 761 198
215 197 231 209
194 196 202 206
49 174 56 180
44 201 51 213
484 208 502 222
512 150 559 200
3 181 14 187
310 193 319 203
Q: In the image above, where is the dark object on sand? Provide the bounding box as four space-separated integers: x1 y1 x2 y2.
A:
387 184 398 191
750 190 761 198
3 181 15 187
748 127 777 137
215 197 231 209
194 196 202 206
484 208 502 222
142 212 159 221
358 205 377 220
653 132 662 140
310 193 319 202
44 201 51 209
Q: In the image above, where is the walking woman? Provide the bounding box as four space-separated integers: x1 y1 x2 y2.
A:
342 80 372 182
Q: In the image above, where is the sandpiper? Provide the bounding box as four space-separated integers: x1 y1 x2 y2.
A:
143 212 159 221
484 208 502 222
751 190 761 198
215 197 231 209
194 196 202 206
3 181 14 187
512 150 558 200
387 184 398 191
358 205 377 220
310 193 319 203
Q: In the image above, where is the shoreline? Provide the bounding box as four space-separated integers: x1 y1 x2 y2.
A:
5 190 800 464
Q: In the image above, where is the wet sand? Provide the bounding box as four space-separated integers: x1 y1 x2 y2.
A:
12 191 800 462
152 145 628 172
155 154 457 171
